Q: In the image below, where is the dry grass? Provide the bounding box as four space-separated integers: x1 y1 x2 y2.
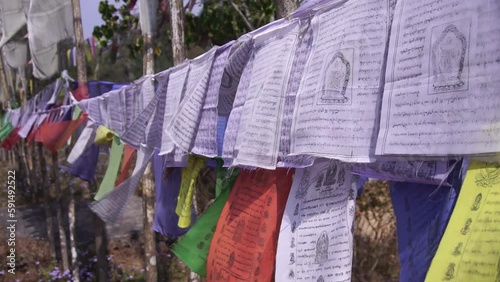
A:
353 180 400 282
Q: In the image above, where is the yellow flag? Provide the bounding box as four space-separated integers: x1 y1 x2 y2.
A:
94 126 115 145
176 155 205 228
425 160 500 282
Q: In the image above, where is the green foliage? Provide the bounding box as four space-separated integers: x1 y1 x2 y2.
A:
185 0 276 46
93 0 276 56
89 0 277 82
93 0 140 48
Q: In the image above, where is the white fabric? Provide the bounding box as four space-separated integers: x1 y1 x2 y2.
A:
67 119 96 164
139 0 158 36
89 145 154 223
0 0 29 47
28 0 74 79
2 40 29 68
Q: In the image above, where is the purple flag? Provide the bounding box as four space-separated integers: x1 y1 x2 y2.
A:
64 144 100 182
216 115 228 156
153 151 196 237
390 181 457 282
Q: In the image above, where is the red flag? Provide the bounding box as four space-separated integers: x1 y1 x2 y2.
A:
115 145 136 186
207 168 294 282
1 128 20 150
35 113 87 152
73 82 89 101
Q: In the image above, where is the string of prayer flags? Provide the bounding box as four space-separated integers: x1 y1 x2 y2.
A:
94 136 124 200
171 166 241 276
206 168 294 282
425 161 500 282
390 181 457 282
152 151 194 237
176 155 206 228
276 160 358 281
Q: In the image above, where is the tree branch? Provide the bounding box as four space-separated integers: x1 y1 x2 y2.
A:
228 0 254 31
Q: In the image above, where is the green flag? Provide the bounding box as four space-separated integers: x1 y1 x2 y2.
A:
94 136 124 200
0 122 13 142
171 164 240 276
72 105 83 120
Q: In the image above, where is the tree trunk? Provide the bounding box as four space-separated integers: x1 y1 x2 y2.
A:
69 1 88 279
68 180 79 281
13 141 30 190
8 150 13 166
52 152 70 272
169 0 186 65
94 212 109 281
142 164 157 282
13 143 26 191
168 2 200 280
71 0 88 90
3 59 15 105
274 0 298 18
65 147 79 281
39 144 57 262
31 142 40 202
142 29 158 280
0 52 10 108
89 181 109 282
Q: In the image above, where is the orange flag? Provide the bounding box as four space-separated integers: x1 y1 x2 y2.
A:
207 168 294 282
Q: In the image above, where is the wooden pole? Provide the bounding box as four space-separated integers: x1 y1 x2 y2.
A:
71 0 88 88
168 1 199 281
3 59 15 105
69 0 88 280
52 151 70 272
39 143 57 262
141 13 158 282
91 180 109 282
0 53 11 109
169 0 186 65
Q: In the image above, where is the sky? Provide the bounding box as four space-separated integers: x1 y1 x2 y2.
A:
81 0 104 38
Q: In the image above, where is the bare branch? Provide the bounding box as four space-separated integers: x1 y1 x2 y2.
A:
229 0 254 31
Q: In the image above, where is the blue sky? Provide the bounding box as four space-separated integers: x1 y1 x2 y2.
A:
81 0 104 38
